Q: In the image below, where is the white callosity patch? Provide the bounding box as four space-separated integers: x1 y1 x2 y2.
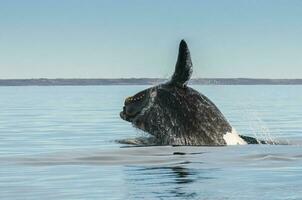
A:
223 128 247 145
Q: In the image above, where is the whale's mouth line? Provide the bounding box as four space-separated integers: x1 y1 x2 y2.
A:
120 108 141 122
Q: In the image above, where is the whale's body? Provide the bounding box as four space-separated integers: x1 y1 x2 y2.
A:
120 40 262 146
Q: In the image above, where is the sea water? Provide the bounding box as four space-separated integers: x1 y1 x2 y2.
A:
0 85 301 200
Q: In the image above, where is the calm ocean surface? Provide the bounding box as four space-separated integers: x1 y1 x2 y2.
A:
0 85 302 200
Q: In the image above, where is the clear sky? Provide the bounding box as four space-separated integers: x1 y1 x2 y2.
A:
0 0 302 79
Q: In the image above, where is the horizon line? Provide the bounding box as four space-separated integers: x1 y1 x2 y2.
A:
1 78 302 86
1 77 302 80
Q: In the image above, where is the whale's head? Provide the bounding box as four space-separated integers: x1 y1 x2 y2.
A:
120 88 154 123
120 40 196 144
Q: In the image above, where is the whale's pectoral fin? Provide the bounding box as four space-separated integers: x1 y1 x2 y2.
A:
168 40 193 87
239 135 267 144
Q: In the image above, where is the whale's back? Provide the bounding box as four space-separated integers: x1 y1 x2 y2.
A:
151 85 232 145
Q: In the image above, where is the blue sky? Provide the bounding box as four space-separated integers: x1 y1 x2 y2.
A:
0 0 302 79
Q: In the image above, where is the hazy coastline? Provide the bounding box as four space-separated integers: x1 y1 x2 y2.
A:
0 78 302 86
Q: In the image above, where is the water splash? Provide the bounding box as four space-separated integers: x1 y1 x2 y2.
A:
241 105 277 145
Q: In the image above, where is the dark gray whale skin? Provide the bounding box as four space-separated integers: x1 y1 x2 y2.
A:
120 40 262 146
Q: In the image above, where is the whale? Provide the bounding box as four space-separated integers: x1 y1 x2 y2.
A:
120 40 265 146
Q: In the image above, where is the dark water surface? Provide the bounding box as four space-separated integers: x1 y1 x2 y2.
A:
0 85 301 199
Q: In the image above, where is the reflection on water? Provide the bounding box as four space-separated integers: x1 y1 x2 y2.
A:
1 142 302 200
125 163 202 199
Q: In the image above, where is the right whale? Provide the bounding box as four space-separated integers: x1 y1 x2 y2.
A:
120 40 268 146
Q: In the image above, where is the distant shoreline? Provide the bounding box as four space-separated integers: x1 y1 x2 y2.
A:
1 78 302 86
